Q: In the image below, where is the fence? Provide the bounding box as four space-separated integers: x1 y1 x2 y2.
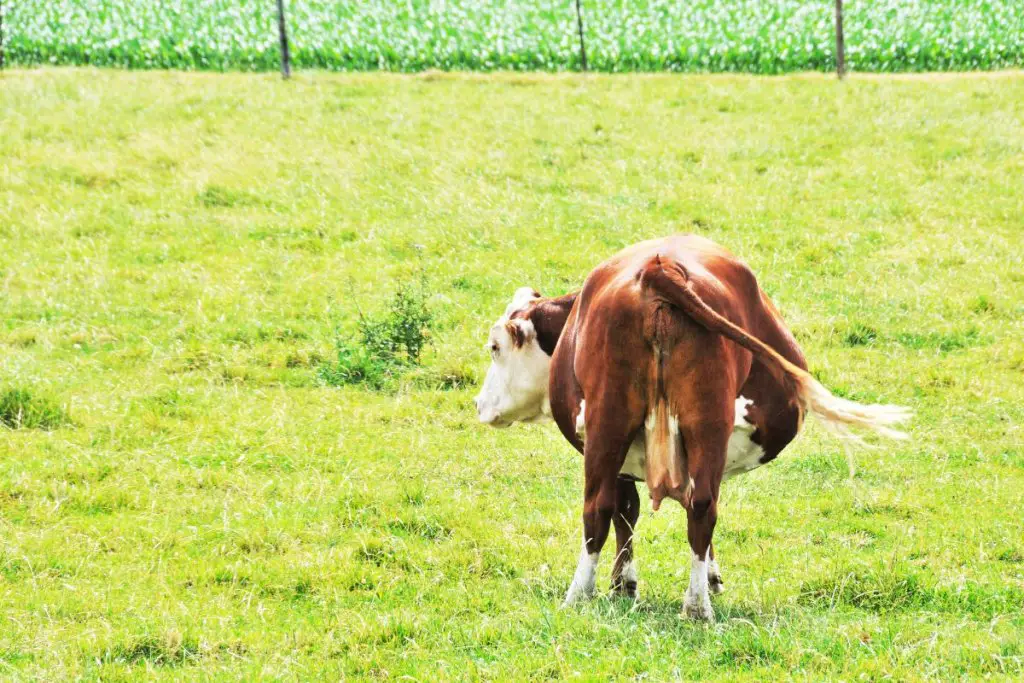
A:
270 1 844 82
0 0 6 70
2 1 1022 77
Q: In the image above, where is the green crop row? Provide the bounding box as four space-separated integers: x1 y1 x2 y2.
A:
3 0 1023 73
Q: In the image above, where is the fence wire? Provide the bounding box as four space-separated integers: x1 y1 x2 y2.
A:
2 0 1023 74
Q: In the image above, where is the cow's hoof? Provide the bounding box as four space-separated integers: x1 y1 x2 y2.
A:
561 584 595 608
610 579 638 599
561 594 592 609
709 574 725 595
683 594 715 622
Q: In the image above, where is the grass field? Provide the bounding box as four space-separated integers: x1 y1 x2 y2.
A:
5 0 1024 73
1 68 1023 679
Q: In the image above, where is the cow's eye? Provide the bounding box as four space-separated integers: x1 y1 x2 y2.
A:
490 342 499 356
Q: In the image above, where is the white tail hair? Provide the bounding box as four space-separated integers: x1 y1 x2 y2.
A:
798 375 911 442
641 255 912 444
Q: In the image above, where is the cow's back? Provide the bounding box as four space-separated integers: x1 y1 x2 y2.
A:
570 234 772 362
550 234 806 448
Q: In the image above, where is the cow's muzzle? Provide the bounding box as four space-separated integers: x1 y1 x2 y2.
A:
474 395 507 427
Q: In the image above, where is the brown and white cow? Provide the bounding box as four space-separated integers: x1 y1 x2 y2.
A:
474 235 909 620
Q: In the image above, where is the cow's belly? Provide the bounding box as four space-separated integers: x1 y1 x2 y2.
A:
723 397 765 480
616 397 765 482
619 436 647 480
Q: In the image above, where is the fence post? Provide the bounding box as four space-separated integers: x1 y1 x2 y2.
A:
834 0 845 79
276 0 291 79
1 0 6 71
574 0 587 72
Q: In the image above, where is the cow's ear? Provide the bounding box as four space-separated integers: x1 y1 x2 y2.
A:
505 319 535 348
528 292 577 356
507 287 541 315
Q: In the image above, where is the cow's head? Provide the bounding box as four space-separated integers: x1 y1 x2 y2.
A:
474 287 553 427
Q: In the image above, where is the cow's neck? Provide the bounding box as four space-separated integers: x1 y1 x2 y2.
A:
531 292 578 356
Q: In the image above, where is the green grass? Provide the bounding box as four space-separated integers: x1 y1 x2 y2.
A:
1 67 1023 679
5 0 1024 73
0 387 71 430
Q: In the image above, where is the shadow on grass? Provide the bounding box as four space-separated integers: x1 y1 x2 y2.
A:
798 566 1024 618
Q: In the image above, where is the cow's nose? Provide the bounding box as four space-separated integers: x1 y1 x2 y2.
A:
473 395 482 413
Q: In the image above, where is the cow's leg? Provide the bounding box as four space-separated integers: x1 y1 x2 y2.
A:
701 395 799 601
708 542 724 595
679 418 730 622
610 478 640 598
563 417 634 606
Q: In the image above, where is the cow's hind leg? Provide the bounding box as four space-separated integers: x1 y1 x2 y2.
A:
679 417 731 621
563 401 638 607
708 542 724 595
610 478 640 598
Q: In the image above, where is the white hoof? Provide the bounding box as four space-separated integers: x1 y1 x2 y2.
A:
562 543 599 607
683 592 715 622
684 551 715 621
708 558 724 594
561 582 595 608
611 559 639 599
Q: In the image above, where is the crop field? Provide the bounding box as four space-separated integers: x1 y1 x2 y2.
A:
1 68 1024 679
4 0 1024 73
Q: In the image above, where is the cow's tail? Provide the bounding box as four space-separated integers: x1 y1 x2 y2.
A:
639 255 910 442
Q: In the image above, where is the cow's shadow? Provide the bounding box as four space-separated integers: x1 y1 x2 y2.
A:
531 576 765 625
595 591 764 625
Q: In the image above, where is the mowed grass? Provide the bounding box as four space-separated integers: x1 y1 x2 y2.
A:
0 68 1023 679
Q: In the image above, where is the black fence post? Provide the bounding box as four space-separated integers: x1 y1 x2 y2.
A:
276 0 291 79
1 0 6 72
835 0 846 79
574 0 587 72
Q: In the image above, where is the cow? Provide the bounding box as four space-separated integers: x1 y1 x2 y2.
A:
473 235 910 620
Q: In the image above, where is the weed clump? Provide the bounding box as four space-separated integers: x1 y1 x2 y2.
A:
319 280 435 391
843 323 879 347
0 388 71 430
798 570 927 612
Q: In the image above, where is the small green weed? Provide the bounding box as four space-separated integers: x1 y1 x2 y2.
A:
103 633 201 667
319 280 435 391
843 323 879 347
0 388 71 430
799 570 929 612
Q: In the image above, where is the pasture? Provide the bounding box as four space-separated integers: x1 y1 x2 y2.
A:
1 68 1023 679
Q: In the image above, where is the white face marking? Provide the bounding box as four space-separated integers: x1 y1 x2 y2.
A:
724 396 765 480
474 289 551 427
562 539 599 606
683 550 714 621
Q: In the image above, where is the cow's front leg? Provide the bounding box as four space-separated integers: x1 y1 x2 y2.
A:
610 478 640 598
563 536 599 606
563 423 632 607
